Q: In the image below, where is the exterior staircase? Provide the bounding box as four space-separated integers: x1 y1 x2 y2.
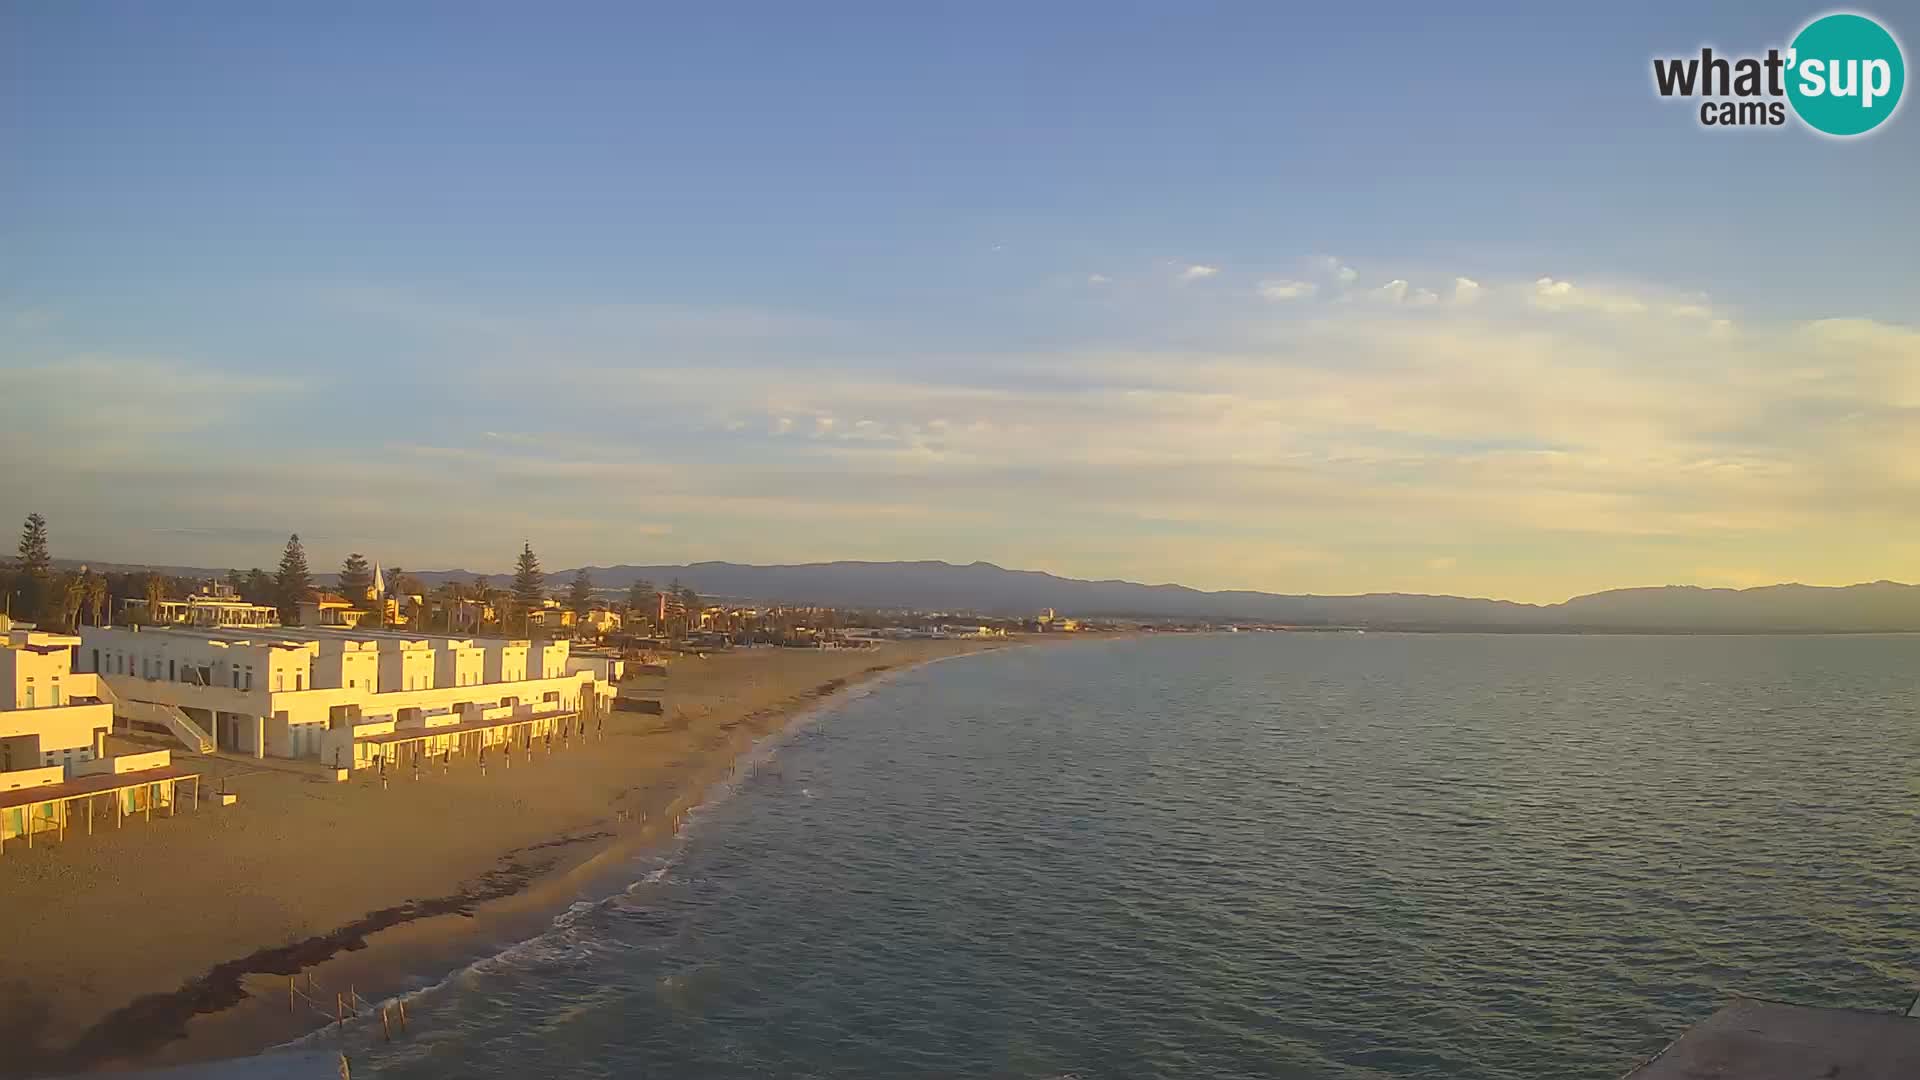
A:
94 678 215 754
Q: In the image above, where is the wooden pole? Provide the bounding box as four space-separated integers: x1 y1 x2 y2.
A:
380 1005 392 1042
145 784 152 823
88 795 93 836
290 977 296 1015
397 999 408 1031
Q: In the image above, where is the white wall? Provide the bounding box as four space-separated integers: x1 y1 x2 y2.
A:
482 642 528 683
434 643 486 688
528 640 571 680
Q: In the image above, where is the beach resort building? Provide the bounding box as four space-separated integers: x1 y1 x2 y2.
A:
1 621 198 853
2 625 113 773
122 583 281 629
78 625 620 768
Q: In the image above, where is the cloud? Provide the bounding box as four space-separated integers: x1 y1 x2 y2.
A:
0 354 309 440
1178 263 1220 282
1316 256 1359 285
1258 279 1317 301
1087 273 1112 285
1530 276 1648 315
15 264 1920 602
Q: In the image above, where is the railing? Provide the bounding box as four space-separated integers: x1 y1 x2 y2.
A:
93 679 214 754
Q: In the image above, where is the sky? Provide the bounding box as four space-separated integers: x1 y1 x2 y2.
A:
3 2 1918 604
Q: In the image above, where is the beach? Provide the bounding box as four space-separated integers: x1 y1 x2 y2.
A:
0 638 1017 1077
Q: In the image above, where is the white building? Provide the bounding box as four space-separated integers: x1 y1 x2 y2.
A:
1 625 114 775
123 583 280 629
80 625 618 766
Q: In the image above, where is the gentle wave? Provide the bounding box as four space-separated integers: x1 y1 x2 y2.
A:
269 636 1920 1078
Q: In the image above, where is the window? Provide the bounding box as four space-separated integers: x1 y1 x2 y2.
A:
276 673 284 691
295 672 304 690
25 684 36 708
50 683 61 707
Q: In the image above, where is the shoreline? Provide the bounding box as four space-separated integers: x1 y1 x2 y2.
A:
2 636 1070 1078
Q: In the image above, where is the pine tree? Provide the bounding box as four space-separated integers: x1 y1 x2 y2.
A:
15 512 51 619
626 579 658 627
340 552 373 606
275 533 313 623
16 512 50 577
511 543 545 608
511 543 545 636
567 569 594 618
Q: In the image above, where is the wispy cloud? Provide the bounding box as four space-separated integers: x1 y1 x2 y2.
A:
1178 263 1220 282
1316 256 1359 286
11 264 1917 601
1258 279 1317 301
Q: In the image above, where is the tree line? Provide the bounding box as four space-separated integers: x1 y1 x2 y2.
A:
4 513 716 642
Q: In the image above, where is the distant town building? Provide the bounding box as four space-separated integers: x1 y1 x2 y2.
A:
580 606 623 635
124 583 280 629
299 593 366 628
1033 608 1080 632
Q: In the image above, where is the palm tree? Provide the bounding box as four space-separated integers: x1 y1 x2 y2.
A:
59 573 86 632
84 573 107 627
433 581 458 632
144 574 168 624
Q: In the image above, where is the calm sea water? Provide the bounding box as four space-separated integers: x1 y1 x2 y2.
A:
304 634 1920 1079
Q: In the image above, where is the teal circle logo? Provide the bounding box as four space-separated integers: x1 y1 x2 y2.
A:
1786 13 1905 136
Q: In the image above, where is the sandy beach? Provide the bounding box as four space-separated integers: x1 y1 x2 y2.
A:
0 638 1020 1077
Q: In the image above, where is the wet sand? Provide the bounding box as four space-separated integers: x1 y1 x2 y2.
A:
0 639 1020 1076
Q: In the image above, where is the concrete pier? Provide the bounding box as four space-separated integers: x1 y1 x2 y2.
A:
1625 998 1920 1079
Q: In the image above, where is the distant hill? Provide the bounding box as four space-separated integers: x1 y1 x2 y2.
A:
493 561 1920 633
54 557 1920 633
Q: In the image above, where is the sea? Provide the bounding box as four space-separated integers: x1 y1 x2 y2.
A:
280 632 1920 1079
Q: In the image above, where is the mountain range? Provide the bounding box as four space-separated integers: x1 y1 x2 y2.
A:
50 557 1920 632
448 561 1920 633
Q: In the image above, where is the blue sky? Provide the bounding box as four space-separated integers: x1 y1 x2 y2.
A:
3 3 1917 602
